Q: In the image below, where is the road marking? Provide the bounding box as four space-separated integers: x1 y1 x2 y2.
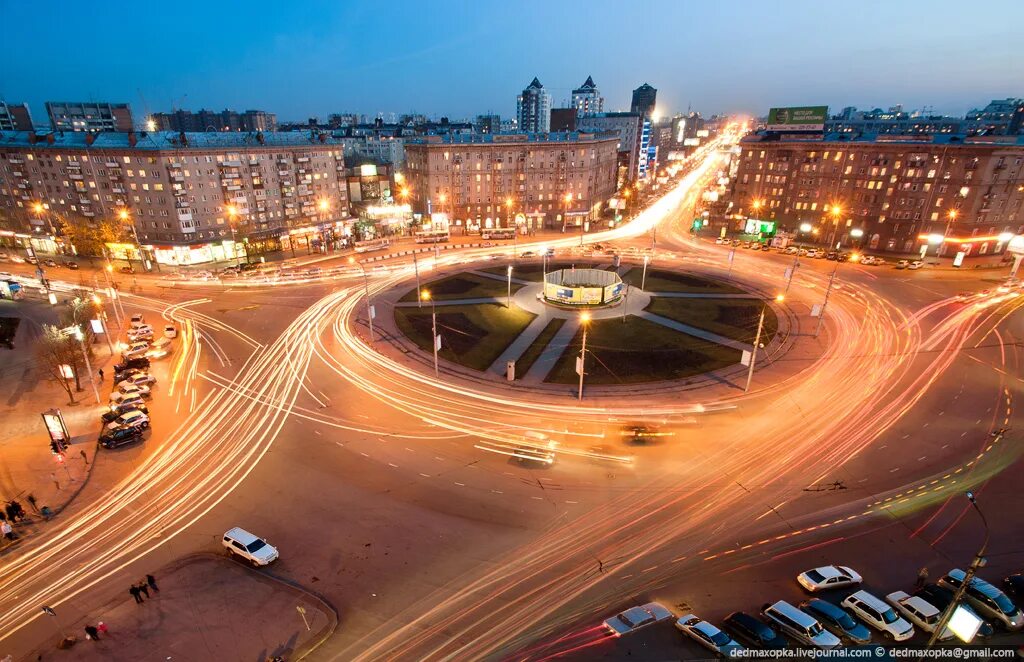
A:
434 456 444 461
388 462 398 468
565 500 578 504
360 452 369 457
918 456 927 461
454 482 465 486
405 447 415 452
335 441 344 447
531 496 543 500
419 473 430 478
890 467 900 473
641 566 658 573
491 489 503 494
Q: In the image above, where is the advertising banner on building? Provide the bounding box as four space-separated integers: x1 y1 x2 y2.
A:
766 106 828 132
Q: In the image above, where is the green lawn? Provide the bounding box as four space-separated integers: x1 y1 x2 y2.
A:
544 316 741 385
622 268 746 295
645 297 778 345
394 303 536 371
399 272 526 302
512 317 566 378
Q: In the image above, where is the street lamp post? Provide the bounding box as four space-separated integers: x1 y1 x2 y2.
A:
826 205 842 248
92 295 114 355
226 205 242 266
348 258 374 342
421 290 439 377
641 255 650 291
942 209 958 257
814 263 839 338
505 198 517 259
64 326 100 404
413 251 421 307
103 264 126 328
577 312 591 401
924 492 990 650
506 265 513 308
745 295 783 392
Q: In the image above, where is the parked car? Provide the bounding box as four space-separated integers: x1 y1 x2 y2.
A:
9 255 25 263
761 600 841 648
520 251 536 258
110 383 151 402
112 394 146 411
106 409 150 431
42 259 58 267
222 527 279 566
805 249 820 258
127 327 154 342
675 614 744 656
113 357 150 374
145 338 172 359
1004 574 1024 606
64 261 79 270
715 238 726 245
801 599 872 644
164 324 177 339
602 602 674 637
122 341 150 359
841 590 914 641
861 256 876 265
118 372 156 388
119 265 135 274
785 246 799 255
99 426 144 449
760 243 772 251
101 402 148 423
825 251 839 260
885 591 953 640
915 584 994 638
26 256 38 265
129 314 147 328
797 565 862 592
909 261 923 270
723 611 788 649
896 260 909 269
939 569 1024 630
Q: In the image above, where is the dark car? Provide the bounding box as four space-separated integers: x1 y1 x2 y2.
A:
801 599 872 644
119 265 135 274
1005 575 1024 604
837 253 851 262
825 251 839 261
915 585 995 638
723 611 788 649
113 357 150 374
99 426 144 449
43 259 59 267
101 402 149 424
239 262 259 271
64 261 80 269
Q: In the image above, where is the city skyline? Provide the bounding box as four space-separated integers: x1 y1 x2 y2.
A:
1 0 1021 122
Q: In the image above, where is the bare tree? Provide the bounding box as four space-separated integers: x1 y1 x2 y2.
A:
34 325 80 404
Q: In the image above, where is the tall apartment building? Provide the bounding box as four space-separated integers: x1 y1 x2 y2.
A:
571 76 604 117
727 133 1024 256
576 112 643 181
46 101 133 133
0 102 34 131
403 132 619 233
630 83 657 119
516 78 551 133
0 131 355 265
152 109 278 132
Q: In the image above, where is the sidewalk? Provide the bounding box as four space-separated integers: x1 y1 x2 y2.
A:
0 308 107 553
32 553 337 661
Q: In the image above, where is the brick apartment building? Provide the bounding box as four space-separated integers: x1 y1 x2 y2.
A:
727 133 1024 256
0 130 355 265
403 132 619 233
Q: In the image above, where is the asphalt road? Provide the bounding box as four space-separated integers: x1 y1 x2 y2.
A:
1 142 1022 660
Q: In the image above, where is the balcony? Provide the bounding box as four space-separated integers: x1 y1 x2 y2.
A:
221 160 242 168
296 156 310 163
82 209 95 217
177 211 193 222
173 187 186 197
69 173 83 180
112 186 125 194
278 170 290 176
12 170 23 178
224 184 242 191
9 157 24 165
105 161 118 168
170 173 184 182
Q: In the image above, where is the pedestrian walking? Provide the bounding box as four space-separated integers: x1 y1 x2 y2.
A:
10 501 24 521
3 503 14 522
1 520 14 541
97 622 109 636
146 574 159 592
98 368 104 381
915 566 929 588
84 625 100 641
137 581 149 599
26 494 38 513
129 585 143 604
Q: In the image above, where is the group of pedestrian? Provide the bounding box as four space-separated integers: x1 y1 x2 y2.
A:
83 622 108 641
128 574 159 604
3 500 26 522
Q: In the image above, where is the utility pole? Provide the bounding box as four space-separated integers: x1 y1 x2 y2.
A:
577 313 590 401
744 306 767 393
785 256 799 294
814 265 838 338
65 326 100 404
349 258 374 342
641 255 650 291
923 492 990 651
424 291 439 378
413 252 421 307
506 265 513 309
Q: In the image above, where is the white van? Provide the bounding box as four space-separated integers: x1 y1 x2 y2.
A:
762 600 841 648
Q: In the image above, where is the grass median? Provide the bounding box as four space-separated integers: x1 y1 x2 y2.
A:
399 272 526 303
395 303 536 371
512 317 566 377
544 316 740 384
622 268 745 295
645 297 777 345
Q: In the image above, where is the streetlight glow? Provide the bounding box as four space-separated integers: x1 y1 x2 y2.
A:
799 222 813 233
421 290 431 302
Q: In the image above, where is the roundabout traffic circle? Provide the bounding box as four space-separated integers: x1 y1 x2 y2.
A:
384 256 791 391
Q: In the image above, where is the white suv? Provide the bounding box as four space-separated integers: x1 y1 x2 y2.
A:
842 590 914 641
222 527 279 566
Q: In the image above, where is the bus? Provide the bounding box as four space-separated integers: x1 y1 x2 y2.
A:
354 238 391 253
415 230 450 244
481 227 517 241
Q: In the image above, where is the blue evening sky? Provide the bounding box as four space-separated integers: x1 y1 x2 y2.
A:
1 0 1021 123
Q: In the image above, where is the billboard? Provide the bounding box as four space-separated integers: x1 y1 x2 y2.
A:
745 219 777 235
766 106 828 132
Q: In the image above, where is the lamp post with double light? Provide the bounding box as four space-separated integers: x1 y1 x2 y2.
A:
577 312 591 401
421 289 439 377
745 294 784 392
348 257 374 342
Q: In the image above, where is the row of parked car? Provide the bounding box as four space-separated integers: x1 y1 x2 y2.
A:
712 238 929 270
602 564 1023 655
98 314 174 449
